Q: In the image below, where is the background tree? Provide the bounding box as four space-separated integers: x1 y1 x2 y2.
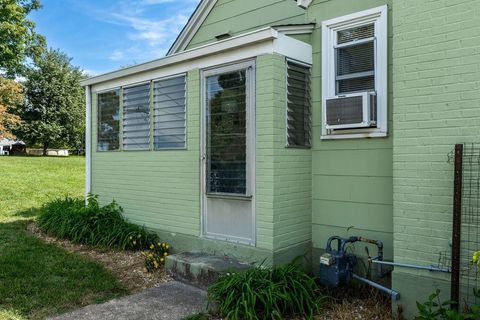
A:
15 49 85 154
0 0 45 77
0 77 23 139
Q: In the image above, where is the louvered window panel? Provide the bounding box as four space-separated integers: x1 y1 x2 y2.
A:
286 61 311 147
98 90 120 151
123 83 151 150
153 75 186 150
335 23 375 95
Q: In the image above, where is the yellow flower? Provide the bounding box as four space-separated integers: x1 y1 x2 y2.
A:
129 236 133 240
165 244 169 250
141 252 146 256
133 240 136 245
160 258 164 262
157 242 161 247
149 253 153 258
150 244 155 250
154 261 159 268
164 252 168 257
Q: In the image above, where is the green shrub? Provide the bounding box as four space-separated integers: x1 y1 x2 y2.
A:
38 195 159 250
416 289 480 320
207 261 323 320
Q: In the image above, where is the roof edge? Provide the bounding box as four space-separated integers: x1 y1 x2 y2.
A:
81 27 279 87
167 0 218 56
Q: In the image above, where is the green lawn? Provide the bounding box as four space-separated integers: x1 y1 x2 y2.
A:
0 156 128 320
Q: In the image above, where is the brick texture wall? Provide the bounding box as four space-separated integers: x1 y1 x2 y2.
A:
392 0 480 315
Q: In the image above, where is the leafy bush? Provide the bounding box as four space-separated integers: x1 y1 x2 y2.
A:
416 289 480 320
207 261 323 320
38 195 159 250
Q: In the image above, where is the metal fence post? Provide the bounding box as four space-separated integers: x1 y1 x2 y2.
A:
451 143 463 309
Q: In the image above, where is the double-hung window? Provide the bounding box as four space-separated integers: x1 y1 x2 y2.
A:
322 5 388 139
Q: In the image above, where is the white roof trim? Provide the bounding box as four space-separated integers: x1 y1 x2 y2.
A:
82 27 312 89
167 0 218 55
273 24 315 35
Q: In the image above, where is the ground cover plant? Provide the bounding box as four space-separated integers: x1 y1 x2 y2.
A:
0 156 128 320
207 261 323 320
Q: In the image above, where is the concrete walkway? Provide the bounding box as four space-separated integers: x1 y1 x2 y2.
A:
49 281 208 320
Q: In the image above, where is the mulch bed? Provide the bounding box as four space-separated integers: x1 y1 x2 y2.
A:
315 283 394 320
27 223 394 319
27 222 170 293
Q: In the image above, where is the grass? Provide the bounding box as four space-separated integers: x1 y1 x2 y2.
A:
0 156 128 320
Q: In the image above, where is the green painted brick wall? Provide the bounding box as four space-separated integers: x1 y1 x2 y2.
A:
305 0 394 266
90 54 313 263
91 70 202 237
392 0 480 316
186 0 307 50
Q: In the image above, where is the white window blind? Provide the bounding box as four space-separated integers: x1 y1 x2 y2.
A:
153 75 187 150
335 24 375 95
286 60 311 147
122 83 151 150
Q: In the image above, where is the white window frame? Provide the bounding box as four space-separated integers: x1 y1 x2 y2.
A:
321 5 388 140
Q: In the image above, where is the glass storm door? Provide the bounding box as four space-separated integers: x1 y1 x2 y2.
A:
201 61 255 245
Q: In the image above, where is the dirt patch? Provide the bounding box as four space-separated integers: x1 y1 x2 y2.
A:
27 222 170 293
315 284 395 320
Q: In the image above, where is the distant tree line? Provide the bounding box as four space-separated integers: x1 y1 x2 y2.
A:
0 0 85 155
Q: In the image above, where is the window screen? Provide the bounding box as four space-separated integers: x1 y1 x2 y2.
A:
286 60 311 147
97 90 120 151
335 24 375 94
206 70 247 195
153 75 187 150
122 83 151 150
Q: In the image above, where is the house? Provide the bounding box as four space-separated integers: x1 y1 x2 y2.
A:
0 139 26 155
81 0 480 316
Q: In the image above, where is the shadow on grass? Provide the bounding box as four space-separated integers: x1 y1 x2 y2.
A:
0 220 129 320
13 207 42 219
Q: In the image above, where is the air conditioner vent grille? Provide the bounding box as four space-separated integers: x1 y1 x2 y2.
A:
326 95 363 126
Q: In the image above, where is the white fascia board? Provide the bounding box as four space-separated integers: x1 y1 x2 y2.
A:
273 32 312 65
273 24 315 35
167 0 218 55
84 28 312 92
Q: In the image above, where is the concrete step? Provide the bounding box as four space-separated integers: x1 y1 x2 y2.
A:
165 251 252 289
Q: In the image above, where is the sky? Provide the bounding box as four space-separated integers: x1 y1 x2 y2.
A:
29 0 201 76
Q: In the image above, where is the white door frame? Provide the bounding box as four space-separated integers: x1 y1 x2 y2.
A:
200 59 256 246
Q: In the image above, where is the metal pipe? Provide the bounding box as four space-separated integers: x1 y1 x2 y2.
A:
352 274 400 301
370 259 451 273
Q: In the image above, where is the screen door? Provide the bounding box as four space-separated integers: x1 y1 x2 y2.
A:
201 61 255 245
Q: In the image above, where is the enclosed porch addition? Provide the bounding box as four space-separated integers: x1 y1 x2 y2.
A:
82 27 313 264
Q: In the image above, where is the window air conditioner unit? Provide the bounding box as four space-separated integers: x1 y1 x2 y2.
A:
325 92 377 130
